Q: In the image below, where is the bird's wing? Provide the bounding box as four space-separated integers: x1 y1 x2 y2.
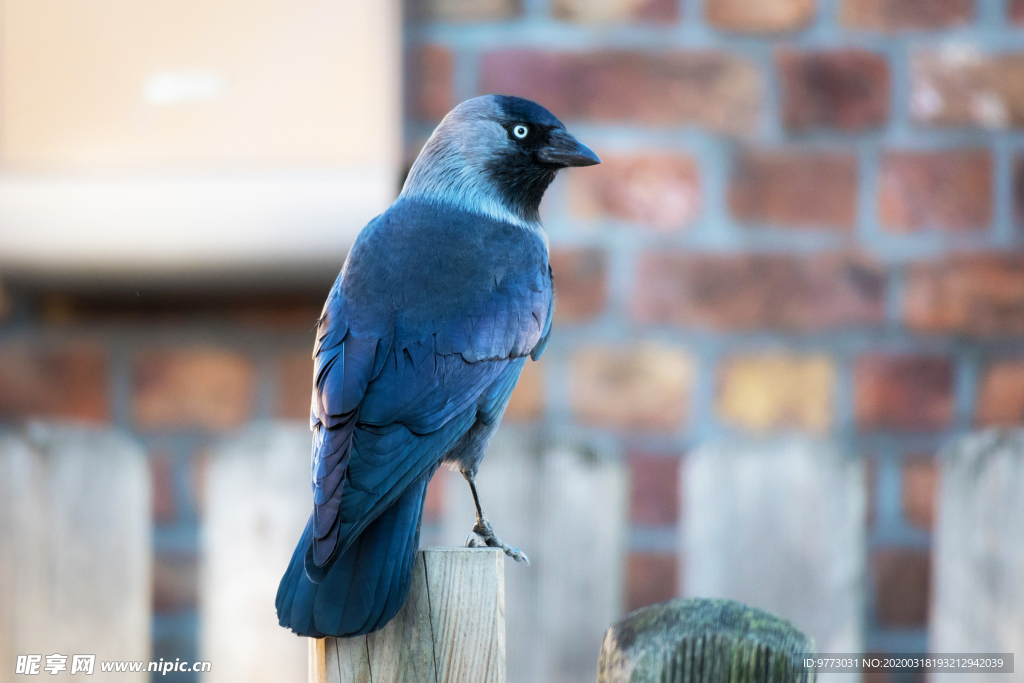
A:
306 237 552 581
306 283 387 573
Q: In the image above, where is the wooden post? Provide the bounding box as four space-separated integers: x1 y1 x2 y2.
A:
597 597 816 683
683 439 866 655
311 547 505 683
0 424 151 683
930 429 1024 680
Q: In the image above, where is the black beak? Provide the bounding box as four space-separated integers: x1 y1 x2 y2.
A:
537 128 601 168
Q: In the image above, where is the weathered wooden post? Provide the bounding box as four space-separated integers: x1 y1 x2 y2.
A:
597 597 816 683
310 547 505 683
930 429 1024 681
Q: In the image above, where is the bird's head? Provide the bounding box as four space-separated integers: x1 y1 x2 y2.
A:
401 95 600 226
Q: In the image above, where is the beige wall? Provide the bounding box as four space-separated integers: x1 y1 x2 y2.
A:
0 0 401 271
1 0 400 171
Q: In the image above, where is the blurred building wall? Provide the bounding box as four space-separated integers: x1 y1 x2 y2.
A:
2 0 1024 679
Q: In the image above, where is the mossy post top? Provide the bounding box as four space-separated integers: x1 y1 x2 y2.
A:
598 597 816 683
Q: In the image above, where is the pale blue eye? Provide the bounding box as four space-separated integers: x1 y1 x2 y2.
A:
513 124 529 139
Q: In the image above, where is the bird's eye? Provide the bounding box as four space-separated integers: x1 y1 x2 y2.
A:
512 124 529 139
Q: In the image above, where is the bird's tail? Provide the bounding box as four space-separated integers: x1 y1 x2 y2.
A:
275 475 429 638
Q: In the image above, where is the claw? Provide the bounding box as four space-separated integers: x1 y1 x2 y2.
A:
466 519 530 564
511 548 530 565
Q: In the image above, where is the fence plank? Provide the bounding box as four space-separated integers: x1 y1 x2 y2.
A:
0 425 150 683
683 439 866 662
930 429 1024 682
439 428 627 683
201 423 312 683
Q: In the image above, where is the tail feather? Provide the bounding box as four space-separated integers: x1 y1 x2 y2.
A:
276 475 430 638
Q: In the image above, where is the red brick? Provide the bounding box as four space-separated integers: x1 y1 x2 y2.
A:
567 153 700 231
628 452 680 526
855 355 954 431
912 49 1024 128
570 343 693 432
276 350 312 420
0 343 108 422
553 0 677 23
479 50 762 134
706 0 816 32
153 552 198 614
976 360 1024 426
409 45 455 121
778 49 890 132
625 552 678 612
424 470 447 523
504 358 545 421
413 0 522 22
903 455 937 530
872 549 931 628
151 453 177 526
633 252 886 330
878 150 992 233
841 0 973 31
133 349 255 430
728 150 858 229
904 255 1024 336
550 248 608 322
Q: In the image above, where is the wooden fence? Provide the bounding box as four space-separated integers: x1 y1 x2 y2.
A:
199 425 1024 682
2 422 1022 682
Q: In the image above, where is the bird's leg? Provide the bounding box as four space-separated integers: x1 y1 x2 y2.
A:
462 470 529 564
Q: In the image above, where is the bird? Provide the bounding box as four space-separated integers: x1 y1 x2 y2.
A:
275 94 599 638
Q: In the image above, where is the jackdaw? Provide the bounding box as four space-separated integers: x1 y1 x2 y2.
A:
276 94 599 638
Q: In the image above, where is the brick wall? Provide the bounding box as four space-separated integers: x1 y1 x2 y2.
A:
1 0 1023 676
406 0 1024 658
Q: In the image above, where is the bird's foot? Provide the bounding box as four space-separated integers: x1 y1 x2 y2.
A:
465 519 530 565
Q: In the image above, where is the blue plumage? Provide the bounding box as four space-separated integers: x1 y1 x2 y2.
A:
276 95 599 637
